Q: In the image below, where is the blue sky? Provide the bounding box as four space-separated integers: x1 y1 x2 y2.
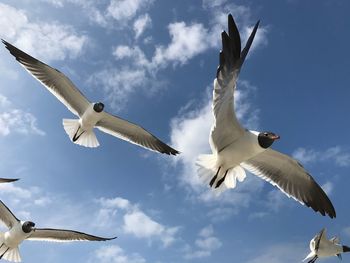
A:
0 0 350 262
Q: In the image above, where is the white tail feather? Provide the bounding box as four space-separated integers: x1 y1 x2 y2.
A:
2 247 21 262
196 154 246 193
62 119 99 148
196 154 217 185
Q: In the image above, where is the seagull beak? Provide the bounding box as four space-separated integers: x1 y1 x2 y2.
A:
271 134 280 140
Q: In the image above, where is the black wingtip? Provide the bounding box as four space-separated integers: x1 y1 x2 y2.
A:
0 178 20 183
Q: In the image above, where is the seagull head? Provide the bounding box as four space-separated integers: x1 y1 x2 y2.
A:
93 102 104 113
22 221 35 233
258 131 280 149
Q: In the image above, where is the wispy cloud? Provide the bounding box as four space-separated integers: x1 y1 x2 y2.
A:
0 3 88 62
246 243 307 263
97 197 180 247
107 0 154 24
91 245 146 263
292 146 350 167
0 94 45 136
184 225 222 259
134 14 152 39
90 2 268 110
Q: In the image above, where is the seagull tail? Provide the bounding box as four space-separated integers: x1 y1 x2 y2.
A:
2 247 21 262
196 154 218 185
196 154 247 193
303 251 316 262
63 119 100 148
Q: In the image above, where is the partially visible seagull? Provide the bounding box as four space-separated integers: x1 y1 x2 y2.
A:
196 14 336 218
0 178 18 183
1 40 179 155
303 228 350 262
0 199 116 262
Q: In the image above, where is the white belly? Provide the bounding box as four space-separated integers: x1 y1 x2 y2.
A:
80 104 102 131
4 224 28 248
217 131 265 170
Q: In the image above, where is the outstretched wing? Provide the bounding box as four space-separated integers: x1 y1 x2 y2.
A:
0 200 20 229
27 228 116 242
0 178 19 183
210 14 259 152
2 39 90 117
96 112 179 155
242 149 336 218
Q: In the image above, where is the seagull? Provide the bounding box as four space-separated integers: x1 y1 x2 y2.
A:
0 199 116 262
196 14 336 218
303 228 350 262
1 40 179 155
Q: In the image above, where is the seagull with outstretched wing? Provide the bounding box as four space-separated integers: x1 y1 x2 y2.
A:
303 228 350 262
1 39 178 155
0 200 116 262
196 14 336 218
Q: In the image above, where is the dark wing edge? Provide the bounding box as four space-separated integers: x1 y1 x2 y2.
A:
96 113 179 156
216 14 260 81
28 228 117 242
0 200 20 228
0 178 19 183
314 228 326 251
242 150 336 218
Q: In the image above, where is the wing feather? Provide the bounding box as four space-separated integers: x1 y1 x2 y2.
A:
210 15 259 152
2 39 90 117
96 112 179 155
241 149 336 218
27 228 116 242
0 200 19 229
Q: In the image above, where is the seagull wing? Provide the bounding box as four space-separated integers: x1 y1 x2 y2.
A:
241 149 336 218
0 178 19 183
210 15 259 152
0 200 20 229
96 112 179 155
314 228 327 251
27 228 116 242
2 39 90 117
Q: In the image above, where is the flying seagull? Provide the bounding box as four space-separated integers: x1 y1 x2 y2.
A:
0 199 116 262
303 228 350 262
196 14 336 218
1 40 178 155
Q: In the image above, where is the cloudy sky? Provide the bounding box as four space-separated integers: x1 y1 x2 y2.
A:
0 0 350 262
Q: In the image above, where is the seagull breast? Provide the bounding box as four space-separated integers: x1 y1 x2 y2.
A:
217 130 264 169
80 104 104 131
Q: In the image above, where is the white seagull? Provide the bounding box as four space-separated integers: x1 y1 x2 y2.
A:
303 228 350 262
2 40 179 155
196 14 336 218
0 199 116 262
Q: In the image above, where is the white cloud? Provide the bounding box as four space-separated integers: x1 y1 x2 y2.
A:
0 94 44 136
153 22 209 66
184 225 222 259
0 3 88 62
134 14 152 39
107 0 153 22
292 146 350 167
91 2 268 110
97 197 179 247
92 245 146 263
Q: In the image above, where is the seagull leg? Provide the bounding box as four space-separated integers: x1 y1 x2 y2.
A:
0 247 9 259
308 256 318 263
215 170 228 188
72 128 85 142
209 167 221 187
